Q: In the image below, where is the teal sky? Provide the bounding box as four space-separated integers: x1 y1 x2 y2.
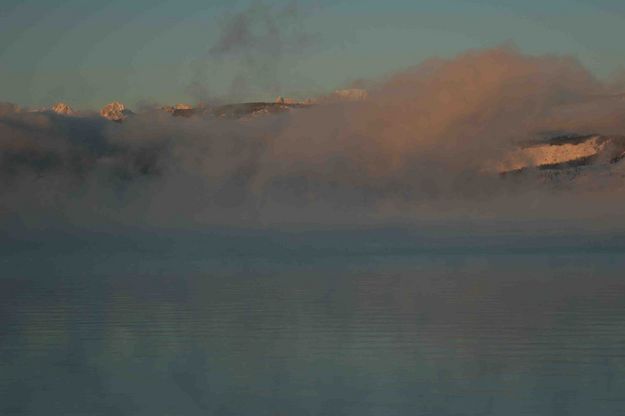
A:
2 0 625 109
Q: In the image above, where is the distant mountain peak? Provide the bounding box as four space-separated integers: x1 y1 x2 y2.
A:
100 102 133 122
332 88 368 101
495 134 625 176
51 102 74 115
161 103 196 117
162 103 193 112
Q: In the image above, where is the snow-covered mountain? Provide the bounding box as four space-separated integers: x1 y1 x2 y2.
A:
497 134 625 175
100 102 133 122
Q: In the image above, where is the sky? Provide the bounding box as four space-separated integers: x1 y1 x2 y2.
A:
2 0 625 109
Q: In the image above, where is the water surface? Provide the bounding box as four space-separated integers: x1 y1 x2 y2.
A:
2 247 625 415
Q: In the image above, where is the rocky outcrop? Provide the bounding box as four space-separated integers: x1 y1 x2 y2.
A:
50 102 74 115
212 101 312 119
100 102 132 122
275 96 300 105
162 103 195 117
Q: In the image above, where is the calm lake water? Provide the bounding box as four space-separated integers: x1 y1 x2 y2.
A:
2 242 625 415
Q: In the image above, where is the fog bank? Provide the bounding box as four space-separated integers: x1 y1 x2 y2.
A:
3 47 625 232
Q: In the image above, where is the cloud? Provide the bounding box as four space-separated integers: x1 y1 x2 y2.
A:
191 1 317 101
3 47 625 231
209 1 312 58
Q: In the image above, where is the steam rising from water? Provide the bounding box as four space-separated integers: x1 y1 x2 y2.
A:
3 47 625 230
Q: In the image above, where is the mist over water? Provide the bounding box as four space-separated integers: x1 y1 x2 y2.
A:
3 47 625 233
3 47 625 415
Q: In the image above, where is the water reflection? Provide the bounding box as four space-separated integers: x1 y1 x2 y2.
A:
2 253 625 415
